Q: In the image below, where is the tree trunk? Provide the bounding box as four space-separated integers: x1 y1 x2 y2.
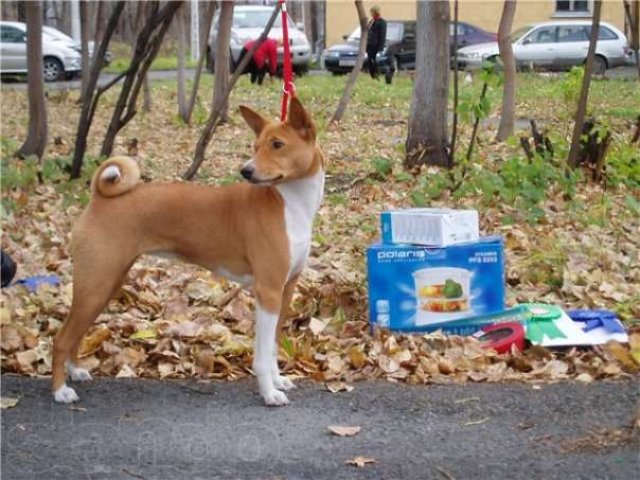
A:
623 0 640 79
184 0 217 124
213 1 233 124
94 0 105 45
182 2 282 180
567 0 602 169
135 1 153 113
79 0 90 103
100 1 183 158
405 1 450 169
449 0 459 168
71 1 126 178
330 1 368 123
495 0 517 142
17 1 47 160
176 5 188 121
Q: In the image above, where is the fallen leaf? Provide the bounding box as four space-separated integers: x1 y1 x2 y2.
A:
604 341 640 373
328 425 361 437
78 325 111 357
345 456 376 468
575 372 594 384
308 317 329 335
1 326 22 352
326 381 354 393
464 417 490 426
166 321 202 338
116 365 137 378
130 328 157 341
1 397 19 409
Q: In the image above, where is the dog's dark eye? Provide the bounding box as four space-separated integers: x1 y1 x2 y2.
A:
272 140 285 149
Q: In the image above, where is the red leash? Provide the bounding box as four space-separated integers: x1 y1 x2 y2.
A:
279 0 295 121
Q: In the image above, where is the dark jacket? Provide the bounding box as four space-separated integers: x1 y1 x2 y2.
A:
367 17 387 52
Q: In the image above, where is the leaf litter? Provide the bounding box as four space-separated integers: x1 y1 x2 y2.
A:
1 77 639 389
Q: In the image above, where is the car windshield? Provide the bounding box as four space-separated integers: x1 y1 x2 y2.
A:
42 26 74 42
347 23 403 43
511 25 532 42
233 10 295 29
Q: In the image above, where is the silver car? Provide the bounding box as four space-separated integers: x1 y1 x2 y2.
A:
457 20 632 74
1 21 82 81
207 5 311 74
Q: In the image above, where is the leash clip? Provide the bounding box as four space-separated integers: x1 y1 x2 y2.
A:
282 81 296 97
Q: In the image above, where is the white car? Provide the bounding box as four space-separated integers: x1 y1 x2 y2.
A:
42 25 112 67
457 21 632 74
208 5 311 74
0 21 82 82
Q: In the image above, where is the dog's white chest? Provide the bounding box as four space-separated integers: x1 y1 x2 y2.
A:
276 170 324 280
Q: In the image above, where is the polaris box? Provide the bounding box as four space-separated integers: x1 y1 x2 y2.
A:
367 236 505 332
381 208 479 247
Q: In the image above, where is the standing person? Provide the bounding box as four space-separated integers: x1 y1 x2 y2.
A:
238 37 278 85
366 5 387 80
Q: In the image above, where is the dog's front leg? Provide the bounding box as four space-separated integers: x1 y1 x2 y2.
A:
271 273 300 392
254 302 289 406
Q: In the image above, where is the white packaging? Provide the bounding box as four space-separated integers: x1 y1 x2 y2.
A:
380 208 479 246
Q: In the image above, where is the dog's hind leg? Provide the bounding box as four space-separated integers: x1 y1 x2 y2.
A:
66 258 136 382
52 259 131 403
272 273 300 392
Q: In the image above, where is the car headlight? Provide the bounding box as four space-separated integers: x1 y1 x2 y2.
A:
324 51 339 58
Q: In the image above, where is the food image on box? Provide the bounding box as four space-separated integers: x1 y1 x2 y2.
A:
367 237 505 330
414 267 471 315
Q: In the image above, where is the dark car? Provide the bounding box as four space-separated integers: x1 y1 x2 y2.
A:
322 20 496 78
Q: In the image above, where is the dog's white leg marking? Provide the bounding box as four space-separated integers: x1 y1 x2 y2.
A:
54 384 79 403
67 361 93 382
271 353 295 391
254 304 289 406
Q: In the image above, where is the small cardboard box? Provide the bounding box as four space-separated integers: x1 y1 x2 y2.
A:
381 208 479 247
367 236 505 332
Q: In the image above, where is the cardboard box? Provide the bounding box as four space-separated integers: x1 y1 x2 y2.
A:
381 208 479 247
367 236 505 332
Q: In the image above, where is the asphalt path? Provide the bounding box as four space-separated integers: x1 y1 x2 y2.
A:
1 66 637 92
1 375 638 480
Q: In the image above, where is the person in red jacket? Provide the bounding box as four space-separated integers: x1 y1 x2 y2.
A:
238 38 278 85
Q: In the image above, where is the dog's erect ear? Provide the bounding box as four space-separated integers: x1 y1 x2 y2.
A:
287 97 316 142
239 105 267 136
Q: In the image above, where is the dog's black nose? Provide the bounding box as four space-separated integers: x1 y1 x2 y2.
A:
240 166 254 180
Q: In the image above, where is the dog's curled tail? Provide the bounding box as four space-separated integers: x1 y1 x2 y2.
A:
91 156 141 198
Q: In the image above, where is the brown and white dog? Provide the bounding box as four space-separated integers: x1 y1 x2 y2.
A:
52 97 324 406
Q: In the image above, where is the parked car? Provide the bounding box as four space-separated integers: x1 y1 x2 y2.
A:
1 21 82 81
322 21 496 76
456 21 632 74
207 5 311 75
42 25 112 67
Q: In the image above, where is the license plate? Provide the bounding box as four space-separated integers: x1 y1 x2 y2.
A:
339 59 357 67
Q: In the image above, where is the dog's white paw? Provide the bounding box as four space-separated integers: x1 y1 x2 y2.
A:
69 366 92 382
54 384 79 404
262 389 289 407
273 375 295 391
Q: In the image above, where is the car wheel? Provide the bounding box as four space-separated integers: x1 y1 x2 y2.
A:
592 55 607 75
43 57 64 82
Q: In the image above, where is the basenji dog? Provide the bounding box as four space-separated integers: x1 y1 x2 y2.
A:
52 97 324 406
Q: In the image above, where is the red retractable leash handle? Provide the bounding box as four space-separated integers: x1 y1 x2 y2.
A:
279 0 295 122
